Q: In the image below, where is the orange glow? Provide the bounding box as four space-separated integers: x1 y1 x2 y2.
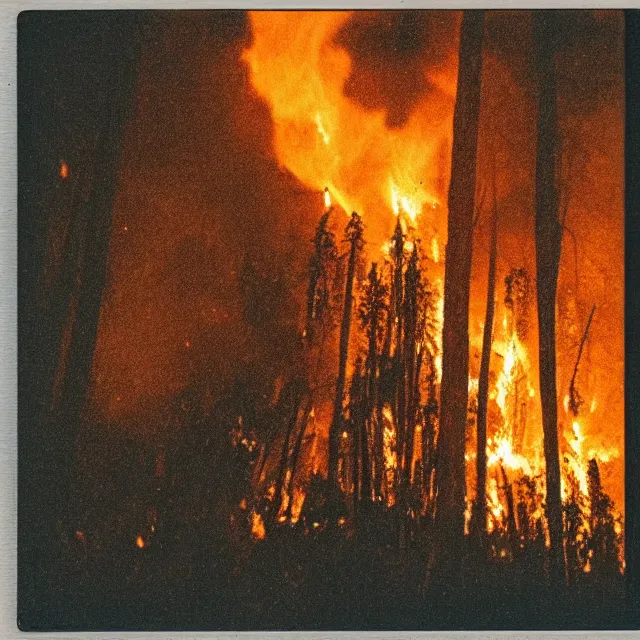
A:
431 235 440 263
243 11 454 244
59 161 68 179
251 512 266 540
136 535 145 549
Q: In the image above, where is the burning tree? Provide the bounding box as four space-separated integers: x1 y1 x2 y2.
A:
328 212 365 503
358 262 389 501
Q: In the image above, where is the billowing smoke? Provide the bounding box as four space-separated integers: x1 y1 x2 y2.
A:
91 12 320 430
334 11 460 128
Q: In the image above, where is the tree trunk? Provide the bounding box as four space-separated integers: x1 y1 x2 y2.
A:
392 221 406 496
18 15 142 625
366 264 385 499
358 374 372 505
427 10 484 586
473 167 499 538
328 213 363 496
533 9 566 585
402 246 420 488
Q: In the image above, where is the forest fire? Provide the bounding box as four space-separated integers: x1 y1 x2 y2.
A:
239 9 623 576
19 8 626 631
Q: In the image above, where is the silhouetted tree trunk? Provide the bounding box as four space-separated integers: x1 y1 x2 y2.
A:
533 9 565 584
305 210 337 343
402 245 420 489
428 10 484 586
18 15 142 626
473 168 499 538
392 220 406 496
499 463 518 550
350 361 366 521
328 213 364 496
362 263 386 499
356 370 372 505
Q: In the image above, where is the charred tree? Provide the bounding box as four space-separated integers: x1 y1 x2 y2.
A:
359 262 388 499
473 171 499 538
392 220 407 495
328 212 364 498
533 9 565 584
427 10 484 586
305 210 338 343
402 244 420 490
349 359 366 520
356 373 372 506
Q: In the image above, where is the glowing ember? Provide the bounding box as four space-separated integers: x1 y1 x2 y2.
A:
251 512 266 540
136 535 145 549
59 161 68 179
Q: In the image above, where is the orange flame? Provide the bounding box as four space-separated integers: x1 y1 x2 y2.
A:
243 11 454 244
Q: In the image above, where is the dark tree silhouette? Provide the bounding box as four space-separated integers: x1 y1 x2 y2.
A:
533 9 565 584
359 262 388 499
328 212 364 498
428 10 484 585
473 169 499 539
305 210 338 343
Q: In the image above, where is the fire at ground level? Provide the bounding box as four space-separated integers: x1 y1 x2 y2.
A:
21 415 625 631
21 191 624 631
